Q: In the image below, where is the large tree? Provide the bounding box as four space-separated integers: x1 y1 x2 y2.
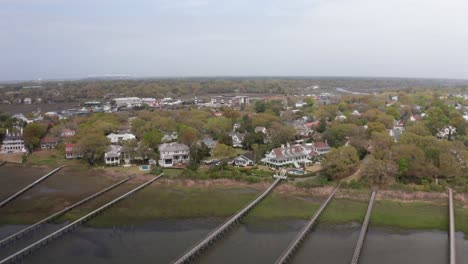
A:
322 146 359 180
24 123 48 150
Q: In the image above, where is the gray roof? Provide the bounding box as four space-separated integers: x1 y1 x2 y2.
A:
158 143 190 152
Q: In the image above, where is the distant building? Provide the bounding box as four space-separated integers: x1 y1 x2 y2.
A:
1 129 27 154
437 126 456 140
254 126 267 134
23 98 32 104
210 95 249 108
158 143 190 168
65 144 83 159
107 133 136 144
229 132 245 148
113 97 142 108
40 137 59 149
162 132 178 143
61 129 76 138
141 98 159 108
202 137 218 149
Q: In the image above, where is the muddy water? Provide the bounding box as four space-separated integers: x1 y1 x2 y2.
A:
0 220 466 264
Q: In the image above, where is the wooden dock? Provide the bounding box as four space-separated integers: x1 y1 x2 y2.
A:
449 188 456 264
0 176 133 248
0 166 65 208
274 184 340 264
0 174 162 264
171 178 283 264
350 189 376 264
0 161 6 167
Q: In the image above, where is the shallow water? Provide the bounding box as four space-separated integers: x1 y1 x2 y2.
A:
1 220 467 264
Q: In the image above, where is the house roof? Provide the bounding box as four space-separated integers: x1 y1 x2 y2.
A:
158 143 189 152
238 151 255 162
105 145 122 158
40 137 58 144
272 145 305 159
314 142 330 149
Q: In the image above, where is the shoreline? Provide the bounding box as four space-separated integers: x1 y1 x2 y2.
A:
1 166 467 233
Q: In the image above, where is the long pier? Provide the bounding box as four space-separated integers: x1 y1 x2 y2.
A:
0 166 65 208
0 174 163 264
0 161 6 167
449 188 456 264
171 177 283 264
350 189 377 264
0 176 133 248
274 184 340 264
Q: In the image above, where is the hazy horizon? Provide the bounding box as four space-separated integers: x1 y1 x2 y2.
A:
2 0 468 81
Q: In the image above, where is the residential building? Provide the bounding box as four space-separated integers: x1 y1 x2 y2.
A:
40 137 59 149
229 132 245 148
202 137 218 149
310 142 331 155
24 98 32 104
65 144 83 159
158 143 190 168
1 129 27 154
104 145 122 165
232 152 255 167
261 143 312 168
107 133 136 144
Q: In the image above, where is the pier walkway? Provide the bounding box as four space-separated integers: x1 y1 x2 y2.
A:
0 176 133 248
350 189 376 264
171 177 283 264
0 174 162 264
0 166 65 208
274 184 340 264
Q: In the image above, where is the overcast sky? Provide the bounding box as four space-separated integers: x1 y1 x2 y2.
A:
1 0 468 81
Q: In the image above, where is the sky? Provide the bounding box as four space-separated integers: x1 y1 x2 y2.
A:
1 0 468 81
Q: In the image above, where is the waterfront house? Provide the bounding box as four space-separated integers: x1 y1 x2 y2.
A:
0 129 27 154
104 145 122 165
261 143 312 168
232 152 255 167
65 143 83 159
40 137 59 149
158 143 190 168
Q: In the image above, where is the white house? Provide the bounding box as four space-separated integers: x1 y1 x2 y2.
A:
229 132 245 148
23 98 32 104
104 145 122 165
1 129 27 154
158 143 190 168
107 133 136 144
261 143 312 168
65 144 83 159
232 152 255 167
